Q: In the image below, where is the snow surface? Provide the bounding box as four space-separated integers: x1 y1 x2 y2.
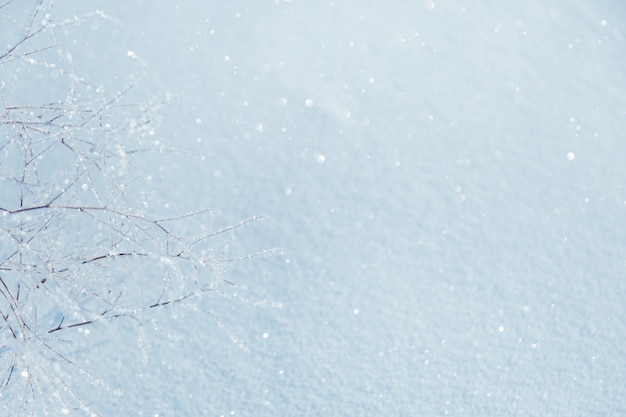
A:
3 0 626 415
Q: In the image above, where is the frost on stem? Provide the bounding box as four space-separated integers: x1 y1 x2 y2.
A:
0 2 279 416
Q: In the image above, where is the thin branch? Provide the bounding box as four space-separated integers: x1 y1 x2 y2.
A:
0 1 47 61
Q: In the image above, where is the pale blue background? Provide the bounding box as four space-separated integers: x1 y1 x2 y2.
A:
4 1 626 415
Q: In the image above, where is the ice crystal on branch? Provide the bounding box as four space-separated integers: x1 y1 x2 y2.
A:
0 2 278 415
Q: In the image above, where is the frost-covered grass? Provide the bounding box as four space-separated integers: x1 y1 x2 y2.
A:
0 2 279 415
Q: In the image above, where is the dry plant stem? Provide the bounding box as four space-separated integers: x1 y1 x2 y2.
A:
1 2 281 415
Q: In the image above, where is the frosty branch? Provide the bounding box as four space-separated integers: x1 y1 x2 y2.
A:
0 2 279 415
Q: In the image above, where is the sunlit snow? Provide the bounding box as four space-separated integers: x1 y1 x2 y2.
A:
1 0 625 416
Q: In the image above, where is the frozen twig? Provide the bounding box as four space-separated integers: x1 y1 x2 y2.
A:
0 2 280 415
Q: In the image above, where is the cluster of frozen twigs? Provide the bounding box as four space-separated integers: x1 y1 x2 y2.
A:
0 1 279 415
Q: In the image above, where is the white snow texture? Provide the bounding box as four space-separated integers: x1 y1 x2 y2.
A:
1 0 625 416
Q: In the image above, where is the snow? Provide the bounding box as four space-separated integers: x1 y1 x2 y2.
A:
1 0 626 416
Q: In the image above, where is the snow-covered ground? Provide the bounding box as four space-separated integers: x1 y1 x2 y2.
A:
2 1 625 415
